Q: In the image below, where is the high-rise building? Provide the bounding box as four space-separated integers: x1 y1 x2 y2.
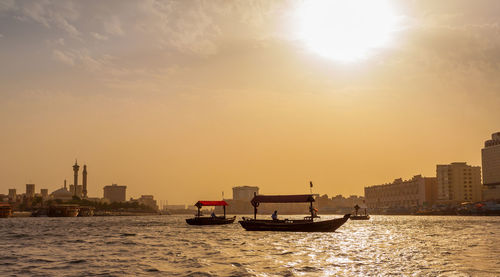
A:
103 184 127 203
364 175 437 209
482 132 500 200
26 184 35 198
8 189 16 201
82 165 88 198
40 189 48 199
232 186 259 200
437 162 481 204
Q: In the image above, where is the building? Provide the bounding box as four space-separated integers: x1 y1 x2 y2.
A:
165 204 186 210
232 186 259 200
51 181 73 200
364 175 437 210
40 189 48 199
26 184 35 198
103 184 127 203
437 162 481 204
69 184 83 198
8 189 16 201
133 195 158 210
482 132 500 201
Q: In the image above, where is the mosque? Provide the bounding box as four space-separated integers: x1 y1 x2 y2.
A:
50 160 88 200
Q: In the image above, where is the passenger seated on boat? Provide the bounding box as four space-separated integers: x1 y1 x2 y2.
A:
271 210 278 220
211 211 216 218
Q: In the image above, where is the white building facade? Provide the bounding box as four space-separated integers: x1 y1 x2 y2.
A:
482 132 500 200
437 162 482 204
364 175 437 209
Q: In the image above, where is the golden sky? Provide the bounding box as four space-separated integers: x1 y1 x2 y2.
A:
0 0 499 204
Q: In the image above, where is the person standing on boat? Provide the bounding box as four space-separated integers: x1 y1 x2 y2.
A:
271 210 278 220
211 211 217 218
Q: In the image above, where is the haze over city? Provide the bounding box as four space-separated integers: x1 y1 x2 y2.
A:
1 0 499 204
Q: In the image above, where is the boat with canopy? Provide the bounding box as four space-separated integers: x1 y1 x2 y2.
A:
239 194 350 232
185 200 236 225
350 204 370 220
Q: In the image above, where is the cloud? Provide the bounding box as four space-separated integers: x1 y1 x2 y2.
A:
91 32 108 41
0 34 4 38
5 0 81 37
52 49 75 66
103 16 124 36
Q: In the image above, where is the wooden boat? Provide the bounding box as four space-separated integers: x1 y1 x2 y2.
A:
0 203 13 218
78 206 95 217
47 204 80 217
350 215 370 220
350 204 370 220
238 194 350 232
185 200 236 225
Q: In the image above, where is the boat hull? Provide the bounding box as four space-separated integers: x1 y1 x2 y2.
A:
239 214 350 232
186 216 236 225
47 206 80 217
0 205 12 218
350 215 370 220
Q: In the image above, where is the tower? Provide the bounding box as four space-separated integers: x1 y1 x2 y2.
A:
82 164 88 198
73 160 80 197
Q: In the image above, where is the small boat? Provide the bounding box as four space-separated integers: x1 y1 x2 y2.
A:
350 204 370 220
0 203 13 218
78 206 95 217
239 194 350 232
47 204 80 217
185 200 236 225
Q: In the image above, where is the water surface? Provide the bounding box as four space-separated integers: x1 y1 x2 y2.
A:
1 215 499 276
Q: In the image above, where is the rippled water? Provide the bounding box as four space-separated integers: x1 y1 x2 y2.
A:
1 215 499 276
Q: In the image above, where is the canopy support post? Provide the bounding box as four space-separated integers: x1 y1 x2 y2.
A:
197 206 201 217
310 201 314 221
223 206 226 219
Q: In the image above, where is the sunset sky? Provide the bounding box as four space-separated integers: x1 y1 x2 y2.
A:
1 0 499 204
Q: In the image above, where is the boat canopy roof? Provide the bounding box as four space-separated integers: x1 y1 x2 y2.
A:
251 194 315 206
195 200 228 207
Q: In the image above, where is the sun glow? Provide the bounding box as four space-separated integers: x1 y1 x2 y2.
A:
296 0 399 62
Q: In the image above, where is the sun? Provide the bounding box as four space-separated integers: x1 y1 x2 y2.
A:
295 0 399 62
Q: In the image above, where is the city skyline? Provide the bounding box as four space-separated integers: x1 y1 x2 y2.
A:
1 1 499 204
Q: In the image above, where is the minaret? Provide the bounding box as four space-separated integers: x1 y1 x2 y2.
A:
73 160 80 197
82 164 88 198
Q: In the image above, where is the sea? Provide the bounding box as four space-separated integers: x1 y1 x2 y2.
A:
1 215 499 276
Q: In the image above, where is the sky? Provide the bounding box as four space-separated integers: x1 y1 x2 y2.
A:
0 0 499 204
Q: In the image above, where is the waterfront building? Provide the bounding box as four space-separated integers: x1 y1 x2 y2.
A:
165 204 186 210
26 184 35 198
482 132 500 201
69 184 83 198
134 195 158 210
8 189 16 201
51 181 73 200
364 175 437 210
232 186 259 200
40 189 48 199
437 162 481 204
103 184 127 203
316 194 365 212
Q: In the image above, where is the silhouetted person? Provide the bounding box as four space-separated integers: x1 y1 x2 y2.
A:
211 211 216 218
354 204 360 216
271 210 278 220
